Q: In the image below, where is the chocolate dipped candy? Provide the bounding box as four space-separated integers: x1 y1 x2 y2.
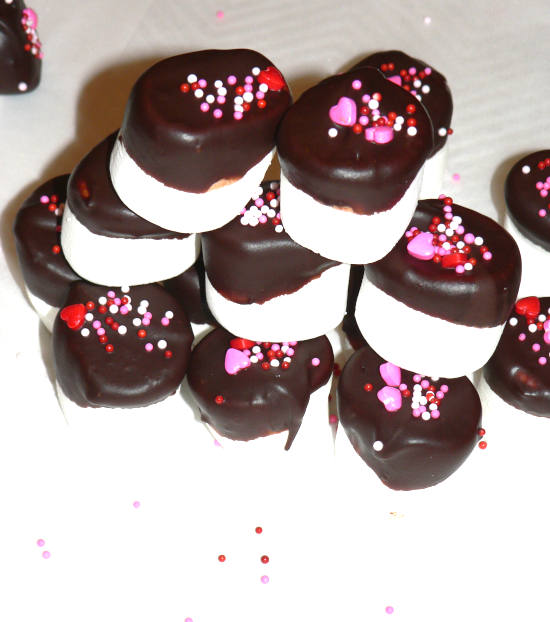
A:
336 342 481 490
53 282 193 420
277 66 433 264
504 151 550 296
356 197 522 377
202 180 350 341
0 0 41 94
351 50 453 199
14 175 80 331
110 49 292 233
62 133 198 286
186 327 334 454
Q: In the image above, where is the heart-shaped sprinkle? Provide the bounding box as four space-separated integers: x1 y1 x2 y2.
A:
229 338 256 351
257 66 286 91
379 362 401 387
407 231 435 260
224 347 251 375
329 96 357 126
388 74 403 86
515 296 540 320
60 304 86 330
377 386 402 412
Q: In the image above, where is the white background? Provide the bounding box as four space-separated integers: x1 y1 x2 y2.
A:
1 1 550 621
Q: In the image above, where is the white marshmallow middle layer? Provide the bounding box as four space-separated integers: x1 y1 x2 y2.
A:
419 144 447 200
205 263 351 342
110 136 274 233
25 285 59 333
355 274 505 378
61 202 200 286
279 167 423 264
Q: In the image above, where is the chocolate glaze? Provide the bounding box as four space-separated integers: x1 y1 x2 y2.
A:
0 0 41 94
68 133 188 239
365 198 522 327
202 180 340 304
163 254 216 326
341 265 367 349
484 296 550 416
277 67 433 215
119 49 291 192
187 328 333 449
14 175 80 307
53 282 193 408
337 342 481 490
351 51 452 156
505 151 550 251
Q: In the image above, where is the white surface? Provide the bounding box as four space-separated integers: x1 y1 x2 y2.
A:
205 263 350 341
280 167 422 264
110 136 274 233
419 143 447 199
2 2 550 622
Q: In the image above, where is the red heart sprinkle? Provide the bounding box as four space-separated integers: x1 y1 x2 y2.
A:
229 338 255 350
60 303 86 330
515 296 540 320
440 253 468 269
257 66 286 91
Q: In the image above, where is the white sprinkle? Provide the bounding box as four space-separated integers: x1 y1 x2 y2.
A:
422 412 431 421
275 224 284 233
165 311 174 319
140 300 149 308
283 357 291 363
234 104 244 113
373 440 384 451
234 95 243 105
249 355 258 364
109 304 119 314
243 92 254 103
438 127 447 137
158 339 167 350
252 345 261 353
464 263 473 271
453 216 462 224
252 66 260 76
539 314 546 322
17 82 28 92
393 124 402 132
270 199 279 208
270 359 280 368
133 318 142 327
194 89 204 98
429 403 438 411
509 317 518 326
85 313 93 322
445 228 454 237
281 345 288 353
81 328 90 337
413 79 421 88
442 241 451 250
217 86 227 96
368 99 379 110
206 94 215 104
138 306 147 315
98 296 107 305
187 74 197 83
419 396 428 406
411 401 419 409
251 187 262 200
118 325 127 335
431 376 439 381
328 128 338 138
121 286 130 294
424 15 432 24
421 85 431 94
240 216 248 226
259 83 269 93
528 323 538 333
126 304 132 311
437 223 446 232
456 241 465 249
260 204 269 214
249 217 259 227
407 126 418 136
214 79 223 88
267 208 276 218
522 165 531 174
474 236 484 246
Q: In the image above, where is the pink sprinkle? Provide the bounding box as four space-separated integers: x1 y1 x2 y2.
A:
234 111 243 120
216 95 226 104
200 102 210 112
544 332 550 345
271 343 280 351
452 173 461 181
438 194 446 199
259 215 267 223
289 341 298 346
227 75 237 85
185 619 194 622
399 383 407 391
413 374 421 383
120 306 128 315
464 233 475 244
329 414 338 424
213 108 223 119
216 9 224 19
425 67 432 75
539 357 547 366
161 317 169 326
421 379 429 389
261 575 270 584
431 410 440 419
256 353 264 361
286 348 294 356
359 115 369 126
438 234 446 242
412 409 421 417
92 320 101 329
96 327 105 336
42 551 50 559
536 181 544 190
142 318 150 326
409 67 417 75
351 79 362 90
145 343 153 352
362 94 371 103
518 333 526 341
455 265 465 274
133 501 140 509
533 343 541 352
40 194 49 204
255 198 264 207
144 312 152 319
244 75 253 84
243 349 251 356
538 209 547 218
456 225 465 234
256 91 265 100
37 539 45 547
541 190 548 198
107 290 115 298
385 606 394 614
311 357 320 367
244 84 253 92
482 251 492 261
440 384 449 393
436 391 444 399
114 297 121 305
198 78 207 88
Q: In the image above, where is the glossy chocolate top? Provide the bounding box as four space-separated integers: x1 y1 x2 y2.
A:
484 296 550 417
365 198 522 327
67 134 188 239
277 66 433 215
337 342 481 490
163 254 216 326
505 151 550 251
119 49 291 192
351 51 452 156
53 282 193 408
187 328 333 449
14 175 80 307
202 180 340 304
0 1 41 94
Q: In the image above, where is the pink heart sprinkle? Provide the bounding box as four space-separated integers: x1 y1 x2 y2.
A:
379 362 401 387
377 386 402 412
329 96 357 126
373 126 394 144
224 348 251 375
365 127 375 142
407 231 435 260
388 75 402 86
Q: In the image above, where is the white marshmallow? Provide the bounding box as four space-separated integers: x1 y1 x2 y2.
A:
355 274 505 378
419 144 447 199
61 202 200 286
109 136 274 233
205 263 351 342
279 167 423 264
505 213 550 297
24 284 59 332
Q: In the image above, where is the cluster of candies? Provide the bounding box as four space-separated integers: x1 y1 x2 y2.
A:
224 337 301 375
240 182 282 232
511 296 550 366
521 157 550 217
38 190 64 256
20 7 42 59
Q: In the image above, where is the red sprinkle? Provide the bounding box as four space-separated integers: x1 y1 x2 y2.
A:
363 383 373 392
478 428 486 436
214 395 224 405
218 554 226 562
255 526 263 534
261 555 269 564
478 441 487 450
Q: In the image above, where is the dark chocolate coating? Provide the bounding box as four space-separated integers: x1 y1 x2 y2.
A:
187 327 333 449
202 180 339 304
365 198 522 327
351 51 452 156
337 343 481 490
342 265 367 349
67 133 188 239
54 282 193 408
0 0 41 94
277 67 433 214
484 296 550 416
505 151 550 251
14 175 80 307
119 49 291 192
163 254 216 326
